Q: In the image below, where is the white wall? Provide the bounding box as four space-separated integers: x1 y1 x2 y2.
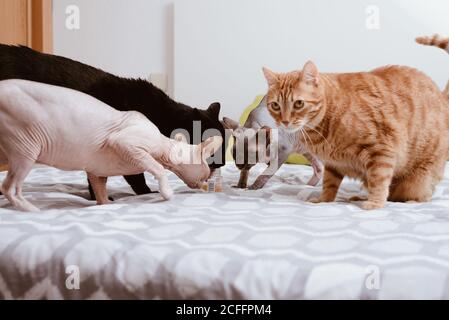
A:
174 0 449 120
53 0 175 95
53 0 449 121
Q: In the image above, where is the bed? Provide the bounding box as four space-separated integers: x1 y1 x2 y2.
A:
1 163 449 300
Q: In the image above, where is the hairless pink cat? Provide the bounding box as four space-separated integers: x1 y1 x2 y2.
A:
0 79 222 212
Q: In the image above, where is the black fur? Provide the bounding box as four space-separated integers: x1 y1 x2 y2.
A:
0 44 226 199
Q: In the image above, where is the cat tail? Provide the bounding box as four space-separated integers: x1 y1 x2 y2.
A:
416 34 449 100
416 34 449 54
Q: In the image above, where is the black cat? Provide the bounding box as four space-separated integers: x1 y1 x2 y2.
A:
0 44 226 199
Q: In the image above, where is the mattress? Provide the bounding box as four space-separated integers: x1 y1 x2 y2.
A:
1 163 449 300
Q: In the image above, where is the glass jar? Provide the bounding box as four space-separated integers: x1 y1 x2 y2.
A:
201 169 223 192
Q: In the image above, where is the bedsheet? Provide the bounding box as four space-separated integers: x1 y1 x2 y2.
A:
1 164 449 299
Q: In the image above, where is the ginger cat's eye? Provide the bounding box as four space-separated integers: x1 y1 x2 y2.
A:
294 100 305 110
269 102 281 112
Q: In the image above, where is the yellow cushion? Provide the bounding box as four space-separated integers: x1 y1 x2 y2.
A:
226 95 310 165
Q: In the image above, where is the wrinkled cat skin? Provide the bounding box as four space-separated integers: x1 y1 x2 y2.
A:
222 96 322 189
0 80 222 212
263 59 449 210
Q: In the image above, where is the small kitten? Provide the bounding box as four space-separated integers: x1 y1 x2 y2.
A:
223 96 322 189
262 60 449 210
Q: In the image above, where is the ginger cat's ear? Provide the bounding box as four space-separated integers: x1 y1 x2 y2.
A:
302 61 320 86
262 67 279 86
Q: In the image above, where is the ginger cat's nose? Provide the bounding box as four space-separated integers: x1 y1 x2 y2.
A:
281 121 290 126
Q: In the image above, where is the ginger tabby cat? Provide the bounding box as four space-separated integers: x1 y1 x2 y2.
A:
262 61 449 210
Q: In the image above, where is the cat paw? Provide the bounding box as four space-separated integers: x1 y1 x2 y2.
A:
248 183 265 190
160 187 174 201
16 201 40 212
308 197 323 204
361 200 385 210
96 199 110 206
349 196 367 202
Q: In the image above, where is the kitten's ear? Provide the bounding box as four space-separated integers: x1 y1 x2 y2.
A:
302 61 320 86
262 67 279 86
221 117 240 130
174 133 187 143
207 102 221 118
200 136 223 160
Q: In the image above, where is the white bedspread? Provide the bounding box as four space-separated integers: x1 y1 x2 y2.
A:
1 163 449 300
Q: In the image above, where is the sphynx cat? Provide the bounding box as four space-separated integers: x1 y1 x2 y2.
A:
0 80 222 212
223 96 322 189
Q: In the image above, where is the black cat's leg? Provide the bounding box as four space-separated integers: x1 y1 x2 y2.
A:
124 174 157 195
87 178 96 200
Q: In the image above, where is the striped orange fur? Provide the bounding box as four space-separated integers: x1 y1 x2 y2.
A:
446 81 449 101
263 62 449 210
416 34 449 53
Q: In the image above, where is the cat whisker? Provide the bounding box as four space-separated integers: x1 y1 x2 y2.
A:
299 127 311 151
301 127 315 151
303 123 331 147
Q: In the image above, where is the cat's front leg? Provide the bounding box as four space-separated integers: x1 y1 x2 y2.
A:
309 166 343 203
249 173 272 190
107 136 173 201
136 155 173 200
235 169 250 188
248 165 278 190
362 157 395 210
303 152 323 186
249 147 290 190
